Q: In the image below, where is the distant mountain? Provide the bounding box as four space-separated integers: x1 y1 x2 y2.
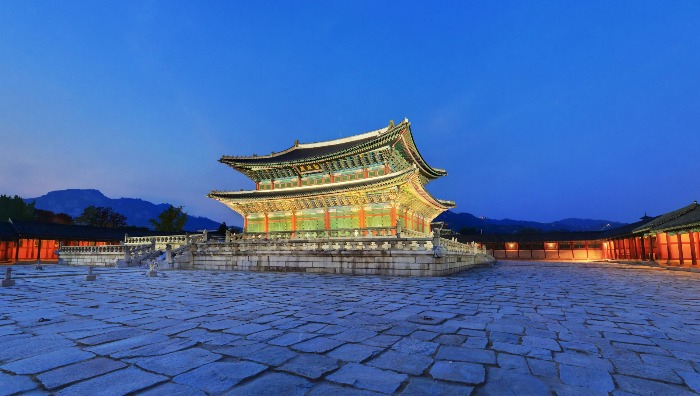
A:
436 210 625 234
26 189 222 231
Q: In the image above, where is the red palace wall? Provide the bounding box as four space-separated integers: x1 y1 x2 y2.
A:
0 239 113 263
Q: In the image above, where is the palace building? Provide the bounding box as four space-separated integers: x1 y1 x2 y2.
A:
209 119 454 237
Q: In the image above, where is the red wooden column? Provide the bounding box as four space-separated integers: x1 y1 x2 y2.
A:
632 237 639 260
390 206 397 234
557 242 560 259
243 215 248 232
665 233 672 264
571 241 574 258
14 238 20 263
291 211 297 238
585 241 589 259
677 233 684 266
37 239 42 263
359 206 366 229
688 231 697 266
650 235 657 261
640 236 647 261
627 238 632 259
617 239 622 259
264 213 269 234
324 209 330 231
621 239 626 259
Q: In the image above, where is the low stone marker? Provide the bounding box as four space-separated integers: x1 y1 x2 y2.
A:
85 266 96 281
147 263 157 277
2 267 15 287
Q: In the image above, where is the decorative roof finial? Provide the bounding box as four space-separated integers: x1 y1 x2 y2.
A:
389 120 394 128
294 139 299 147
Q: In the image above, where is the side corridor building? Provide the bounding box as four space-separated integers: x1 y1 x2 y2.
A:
460 201 700 267
0 220 165 264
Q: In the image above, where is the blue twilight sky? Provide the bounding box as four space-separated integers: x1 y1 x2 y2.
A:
1 1 699 227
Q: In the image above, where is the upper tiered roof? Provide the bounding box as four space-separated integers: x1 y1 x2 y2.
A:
219 119 447 182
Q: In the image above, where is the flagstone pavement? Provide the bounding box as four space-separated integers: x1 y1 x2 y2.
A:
1 260 699 395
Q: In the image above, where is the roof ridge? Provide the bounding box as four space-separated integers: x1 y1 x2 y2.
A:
221 120 405 161
633 201 699 233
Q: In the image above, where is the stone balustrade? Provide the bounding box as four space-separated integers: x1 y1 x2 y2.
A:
58 244 125 266
192 235 477 255
124 234 204 248
60 245 125 254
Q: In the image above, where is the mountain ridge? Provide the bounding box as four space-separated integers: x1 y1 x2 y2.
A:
26 189 222 231
435 210 626 234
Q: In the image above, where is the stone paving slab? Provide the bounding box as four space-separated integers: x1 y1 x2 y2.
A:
54 366 167 396
36 357 126 390
1 261 699 394
1 347 94 375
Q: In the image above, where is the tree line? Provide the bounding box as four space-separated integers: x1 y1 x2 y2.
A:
0 194 192 232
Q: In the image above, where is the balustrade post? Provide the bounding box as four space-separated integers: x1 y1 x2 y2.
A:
165 244 172 265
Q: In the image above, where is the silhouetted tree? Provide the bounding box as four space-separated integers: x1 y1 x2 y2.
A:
516 227 542 235
0 195 35 221
34 209 73 224
217 222 228 233
459 227 478 235
150 205 187 232
75 206 127 227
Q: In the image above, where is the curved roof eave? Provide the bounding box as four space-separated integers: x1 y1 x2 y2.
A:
218 119 448 182
397 122 448 180
402 173 456 211
208 167 415 202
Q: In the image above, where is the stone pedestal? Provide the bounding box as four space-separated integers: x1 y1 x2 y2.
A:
2 268 15 287
147 263 157 277
85 266 96 281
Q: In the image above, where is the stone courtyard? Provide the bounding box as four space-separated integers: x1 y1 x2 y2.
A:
1 260 699 395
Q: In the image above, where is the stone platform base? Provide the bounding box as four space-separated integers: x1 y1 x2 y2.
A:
190 249 495 276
